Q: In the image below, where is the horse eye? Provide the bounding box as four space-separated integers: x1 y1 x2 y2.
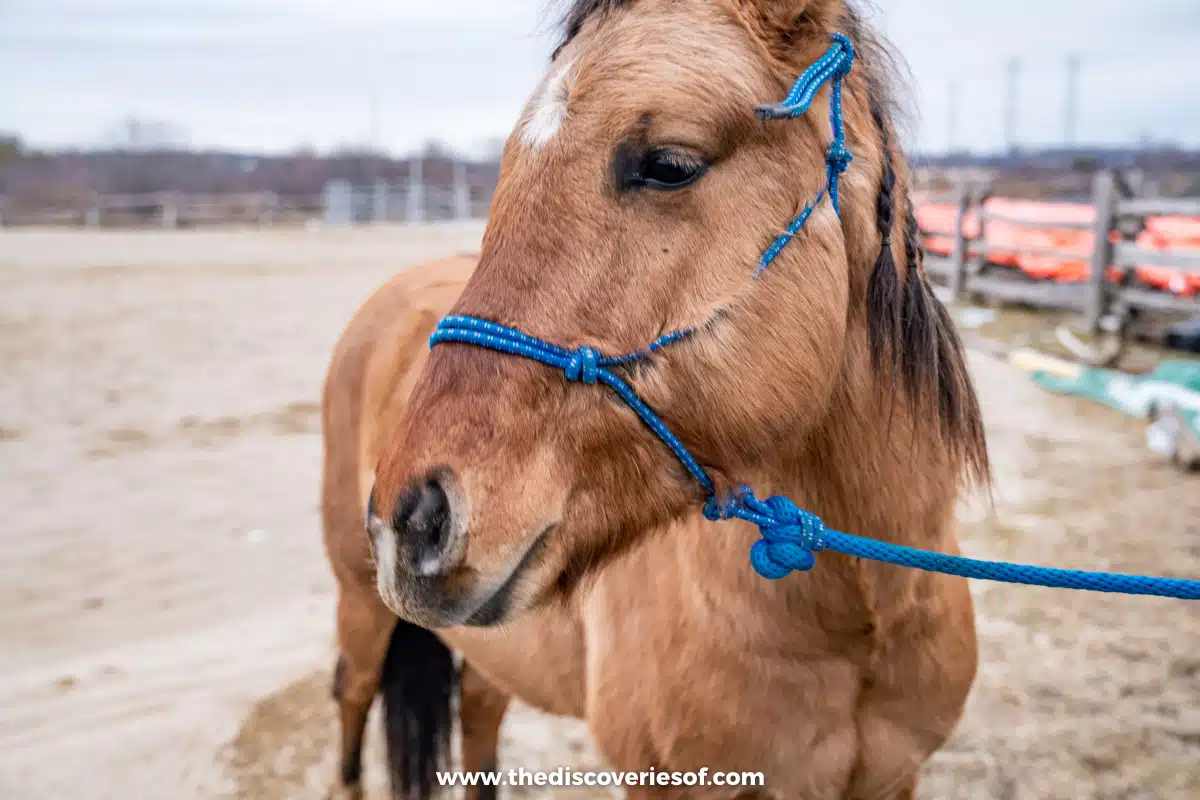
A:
640 150 707 190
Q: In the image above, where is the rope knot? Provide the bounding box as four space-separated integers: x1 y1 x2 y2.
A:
750 495 826 580
702 493 740 522
703 488 826 580
826 142 853 175
564 345 600 384
829 33 855 78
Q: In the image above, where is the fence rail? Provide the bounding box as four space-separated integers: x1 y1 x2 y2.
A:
975 210 1093 231
1112 243 1200 272
1117 197 1200 218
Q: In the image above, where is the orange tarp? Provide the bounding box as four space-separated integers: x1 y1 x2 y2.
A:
915 199 1200 296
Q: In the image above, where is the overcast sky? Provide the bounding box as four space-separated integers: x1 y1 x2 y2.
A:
2 0 1197 156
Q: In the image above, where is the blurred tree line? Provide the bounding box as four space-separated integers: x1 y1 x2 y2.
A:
0 123 500 212
0 134 24 164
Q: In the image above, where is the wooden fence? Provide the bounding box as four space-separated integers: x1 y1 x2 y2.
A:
921 170 1200 331
0 191 320 228
321 172 493 226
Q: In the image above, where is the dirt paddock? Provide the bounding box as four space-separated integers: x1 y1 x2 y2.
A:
0 224 1196 799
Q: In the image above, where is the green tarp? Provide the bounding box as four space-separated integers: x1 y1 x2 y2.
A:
1031 360 1200 465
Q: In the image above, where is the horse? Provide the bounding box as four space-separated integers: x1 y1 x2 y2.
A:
320 0 990 797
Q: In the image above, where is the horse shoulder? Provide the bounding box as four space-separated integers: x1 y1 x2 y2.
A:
322 254 479 578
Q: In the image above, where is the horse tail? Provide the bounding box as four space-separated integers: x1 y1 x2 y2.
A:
379 618 458 798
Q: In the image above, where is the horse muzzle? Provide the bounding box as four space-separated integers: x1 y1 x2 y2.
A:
366 474 553 628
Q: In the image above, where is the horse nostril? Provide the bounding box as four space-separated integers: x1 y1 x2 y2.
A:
393 476 455 576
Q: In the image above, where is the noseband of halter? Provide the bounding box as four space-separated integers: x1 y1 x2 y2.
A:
428 34 1200 601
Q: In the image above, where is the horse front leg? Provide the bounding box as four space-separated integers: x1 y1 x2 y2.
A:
847 574 977 800
458 660 511 800
329 582 397 799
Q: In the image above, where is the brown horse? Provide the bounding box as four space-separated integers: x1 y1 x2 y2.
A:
320 1 989 797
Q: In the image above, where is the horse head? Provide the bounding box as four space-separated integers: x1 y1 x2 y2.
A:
368 0 987 628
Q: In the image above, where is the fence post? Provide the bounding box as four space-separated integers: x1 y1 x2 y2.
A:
159 192 180 228
1085 170 1117 333
86 195 101 228
407 157 425 224
949 181 970 301
371 179 389 223
453 161 470 221
258 192 278 227
323 180 352 226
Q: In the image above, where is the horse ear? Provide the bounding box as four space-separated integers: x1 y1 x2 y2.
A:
731 0 840 53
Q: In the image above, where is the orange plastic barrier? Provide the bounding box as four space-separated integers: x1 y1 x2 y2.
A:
915 199 1200 296
1136 216 1200 295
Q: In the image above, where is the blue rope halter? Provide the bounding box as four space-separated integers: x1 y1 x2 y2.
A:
429 34 1200 602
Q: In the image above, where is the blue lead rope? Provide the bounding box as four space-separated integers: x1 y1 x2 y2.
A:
428 35 1200 602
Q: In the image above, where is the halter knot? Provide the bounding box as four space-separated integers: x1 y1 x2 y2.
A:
826 141 853 175
702 493 740 522
701 489 825 580
754 33 856 122
749 495 825 580
564 345 600 384
829 33 855 77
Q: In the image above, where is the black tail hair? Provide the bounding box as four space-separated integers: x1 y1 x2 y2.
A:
379 618 458 798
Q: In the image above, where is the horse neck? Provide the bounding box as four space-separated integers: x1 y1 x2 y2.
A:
792 332 963 551
677 330 965 631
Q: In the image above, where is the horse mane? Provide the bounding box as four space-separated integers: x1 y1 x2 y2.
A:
555 0 990 486
838 7 990 486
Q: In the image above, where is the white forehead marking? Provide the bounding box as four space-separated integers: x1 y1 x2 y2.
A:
521 57 575 149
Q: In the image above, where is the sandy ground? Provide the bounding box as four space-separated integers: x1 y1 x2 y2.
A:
0 224 1196 799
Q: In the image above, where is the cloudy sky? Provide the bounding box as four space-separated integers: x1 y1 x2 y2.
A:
2 0 1197 156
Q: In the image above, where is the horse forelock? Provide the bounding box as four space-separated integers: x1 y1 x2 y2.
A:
557 0 635 51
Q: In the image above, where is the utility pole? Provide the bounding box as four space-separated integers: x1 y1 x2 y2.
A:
947 79 959 154
407 155 425 224
1005 57 1020 155
1065 54 1081 147
365 86 383 186
368 86 381 154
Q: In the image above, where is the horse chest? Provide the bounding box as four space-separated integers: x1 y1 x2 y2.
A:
582 566 866 793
